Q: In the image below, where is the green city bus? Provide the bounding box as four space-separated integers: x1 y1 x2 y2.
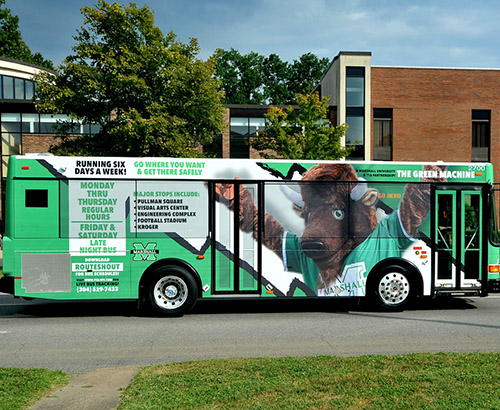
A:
1 155 499 315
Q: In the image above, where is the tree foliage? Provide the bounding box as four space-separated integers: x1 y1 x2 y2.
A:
216 49 330 105
0 0 53 69
215 48 266 104
34 0 225 158
262 53 291 105
287 53 330 99
250 93 353 160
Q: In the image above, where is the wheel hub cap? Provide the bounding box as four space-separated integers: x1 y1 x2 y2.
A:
153 275 188 310
165 285 178 298
378 273 410 306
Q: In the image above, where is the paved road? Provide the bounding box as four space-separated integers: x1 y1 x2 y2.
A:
1 294 499 375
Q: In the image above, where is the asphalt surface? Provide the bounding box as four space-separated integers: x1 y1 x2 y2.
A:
0 294 499 409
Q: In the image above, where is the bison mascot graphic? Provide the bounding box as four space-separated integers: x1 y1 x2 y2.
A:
215 163 444 298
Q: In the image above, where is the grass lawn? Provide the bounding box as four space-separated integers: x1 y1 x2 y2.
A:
2 353 499 409
119 353 500 410
0 368 68 410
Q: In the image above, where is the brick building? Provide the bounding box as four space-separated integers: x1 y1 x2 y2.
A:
370 65 500 164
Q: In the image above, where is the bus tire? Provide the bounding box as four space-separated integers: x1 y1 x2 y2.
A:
146 266 198 316
368 265 415 311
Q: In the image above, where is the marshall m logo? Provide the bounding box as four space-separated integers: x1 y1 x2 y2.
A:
131 242 158 261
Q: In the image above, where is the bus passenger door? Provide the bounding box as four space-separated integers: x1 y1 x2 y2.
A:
434 189 482 291
213 182 261 294
460 191 482 288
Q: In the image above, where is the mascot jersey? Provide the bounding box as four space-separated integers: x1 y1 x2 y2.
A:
282 210 414 296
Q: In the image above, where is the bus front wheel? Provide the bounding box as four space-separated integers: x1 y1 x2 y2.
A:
146 267 198 316
369 266 415 311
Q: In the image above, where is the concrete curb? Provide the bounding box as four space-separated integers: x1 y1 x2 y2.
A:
31 366 140 410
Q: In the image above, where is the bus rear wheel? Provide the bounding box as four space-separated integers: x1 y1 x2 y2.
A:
147 267 198 316
369 266 415 311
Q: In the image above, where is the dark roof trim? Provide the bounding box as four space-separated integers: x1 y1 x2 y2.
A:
332 51 372 63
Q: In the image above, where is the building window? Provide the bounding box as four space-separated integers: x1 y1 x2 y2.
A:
345 67 365 160
472 110 490 162
0 113 102 180
25 80 34 100
40 114 67 133
14 78 24 99
345 108 364 159
2 76 14 99
0 75 36 101
229 117 265 158
22 114 40 133
230 117 250 158
203 135 222 158
373 108 393 161
346 67 365 107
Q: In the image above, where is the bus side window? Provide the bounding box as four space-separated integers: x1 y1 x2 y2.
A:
25 189 48 208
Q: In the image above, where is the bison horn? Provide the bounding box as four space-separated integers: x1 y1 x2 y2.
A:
280 178 369 206
350 177 367 202
280 185 304 208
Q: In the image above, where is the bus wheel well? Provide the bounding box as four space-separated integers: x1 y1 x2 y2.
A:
366 258 423 310
138 258 202 302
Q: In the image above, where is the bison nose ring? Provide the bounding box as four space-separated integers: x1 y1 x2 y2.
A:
301 241 327 258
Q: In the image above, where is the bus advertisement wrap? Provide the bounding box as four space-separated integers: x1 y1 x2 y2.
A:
2 156 499 315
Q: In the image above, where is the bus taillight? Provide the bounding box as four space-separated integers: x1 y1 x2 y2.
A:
488 264 500 273
21 166 29 170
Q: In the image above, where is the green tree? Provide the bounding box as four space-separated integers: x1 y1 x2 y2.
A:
250 92 353 160
215 48 266 104
287 53 330 96
0 0 53 69
262 53 291 104
34 1 224 157
215 49 329 105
